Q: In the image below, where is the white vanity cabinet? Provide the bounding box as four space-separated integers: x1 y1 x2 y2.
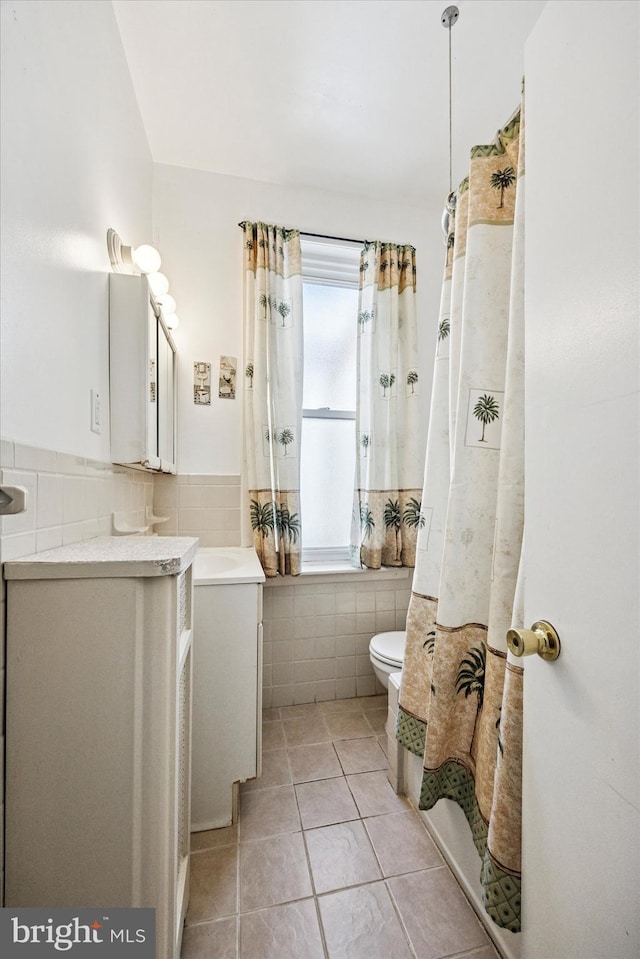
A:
109 273 177 473
191 549 265 831
4 536 198 959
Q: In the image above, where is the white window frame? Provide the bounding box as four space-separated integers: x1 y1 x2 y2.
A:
300 237 361 564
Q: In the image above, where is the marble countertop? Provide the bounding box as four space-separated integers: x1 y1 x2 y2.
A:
3 536 199 580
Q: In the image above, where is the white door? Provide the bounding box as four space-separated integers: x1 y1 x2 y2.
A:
522 3 639 957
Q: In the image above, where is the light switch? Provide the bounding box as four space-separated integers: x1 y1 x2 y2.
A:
91 389 102 434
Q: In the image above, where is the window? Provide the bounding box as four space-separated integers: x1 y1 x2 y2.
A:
300 238 361 561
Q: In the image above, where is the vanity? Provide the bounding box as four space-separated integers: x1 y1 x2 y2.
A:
191 547 265 830
4 536 198 959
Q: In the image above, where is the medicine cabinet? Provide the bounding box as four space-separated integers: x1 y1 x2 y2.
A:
109 272 177 472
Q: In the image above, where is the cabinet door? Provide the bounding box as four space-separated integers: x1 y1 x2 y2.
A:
158 318 177 472
147 303 160 467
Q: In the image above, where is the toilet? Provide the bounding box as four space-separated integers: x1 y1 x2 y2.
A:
369 630 406 689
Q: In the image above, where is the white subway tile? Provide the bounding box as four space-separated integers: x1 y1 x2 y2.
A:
294 661 315 684
356 591 376 612
315 637 336 659
294 616 316 640
272 662 294 685
62 522 85 545
315 680 336 702
36 526 63 552
375 610 396 632
293 683 315 705
336 656 356 679
272 641 294 663
356 675 376 697
294 638 315 661
271 685 294 708
0 531 36 561
336 677 356 699
315 660 335 682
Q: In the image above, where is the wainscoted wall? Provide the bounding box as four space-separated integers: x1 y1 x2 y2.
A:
152 473 241 546
262 571 412 708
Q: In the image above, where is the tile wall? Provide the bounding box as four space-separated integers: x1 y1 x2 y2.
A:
0 437 155 904
262 573 411 709
153 473 241 546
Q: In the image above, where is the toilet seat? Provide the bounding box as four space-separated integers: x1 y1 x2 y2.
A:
369 630 406 668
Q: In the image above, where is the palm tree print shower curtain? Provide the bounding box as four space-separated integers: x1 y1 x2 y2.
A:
351 242 425 569
397 105 525 932
241 221 303 576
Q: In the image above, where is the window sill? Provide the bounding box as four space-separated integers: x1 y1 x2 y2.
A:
264 563 413 587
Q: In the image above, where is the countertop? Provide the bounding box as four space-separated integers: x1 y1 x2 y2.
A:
3 536 199 580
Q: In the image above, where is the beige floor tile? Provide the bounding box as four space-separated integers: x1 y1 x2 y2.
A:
387 867 492 959
262 707 281 722
304 820 381 894
318 697 363 714
333 736 388 774
239 899 324 959
239 832 312 911
239 785 301 840
363 707 388 736
186 845 238 924
282 715 332 747
357 694 388 711
364 811 442 877
190 824 238 852
462 947 503 959
240 748 291 792
346 770 410 818
324 712 373 741
295 777 359 829
262 720 286 750
180 916 238 959
287 742 342 783
318 882 414 959
279 702 321 720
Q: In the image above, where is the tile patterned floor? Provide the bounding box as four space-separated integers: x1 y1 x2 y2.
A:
182 696 501 959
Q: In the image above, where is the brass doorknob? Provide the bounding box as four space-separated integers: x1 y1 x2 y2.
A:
506 621 561 661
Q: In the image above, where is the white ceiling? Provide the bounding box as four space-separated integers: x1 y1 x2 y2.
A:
113 0 546 208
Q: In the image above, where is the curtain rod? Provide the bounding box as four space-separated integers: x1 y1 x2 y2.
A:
301 231 364 246
238 222 363 245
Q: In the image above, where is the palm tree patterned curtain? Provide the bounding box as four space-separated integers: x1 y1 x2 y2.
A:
397 104 525 932
241 221 303 576
351 241 425 569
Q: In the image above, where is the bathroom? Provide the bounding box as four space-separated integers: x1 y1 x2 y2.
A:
0 1 638 958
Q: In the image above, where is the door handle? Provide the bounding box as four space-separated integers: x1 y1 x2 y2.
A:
506 621 561 661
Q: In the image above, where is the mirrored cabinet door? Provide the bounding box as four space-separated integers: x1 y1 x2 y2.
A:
109 273 177 473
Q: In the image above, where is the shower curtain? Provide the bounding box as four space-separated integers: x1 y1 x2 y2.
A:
241 221 303 576
350 241 425 569
397 104 525 932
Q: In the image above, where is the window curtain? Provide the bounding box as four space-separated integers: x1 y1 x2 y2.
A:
396 104 525 932
241 221 303 577
351 241 424 569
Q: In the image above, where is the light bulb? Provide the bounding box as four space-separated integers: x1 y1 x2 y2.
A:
132 244 161 274
157 293 176 314
165 312 180 331
147 272 170 297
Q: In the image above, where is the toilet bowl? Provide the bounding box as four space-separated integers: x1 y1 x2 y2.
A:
369 630 406 689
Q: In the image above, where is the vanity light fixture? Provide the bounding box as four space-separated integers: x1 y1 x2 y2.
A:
107 228 181 332
107 228 161 274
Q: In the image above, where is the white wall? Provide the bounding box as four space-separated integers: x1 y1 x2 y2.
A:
0 0 152 460
153 163 444 475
